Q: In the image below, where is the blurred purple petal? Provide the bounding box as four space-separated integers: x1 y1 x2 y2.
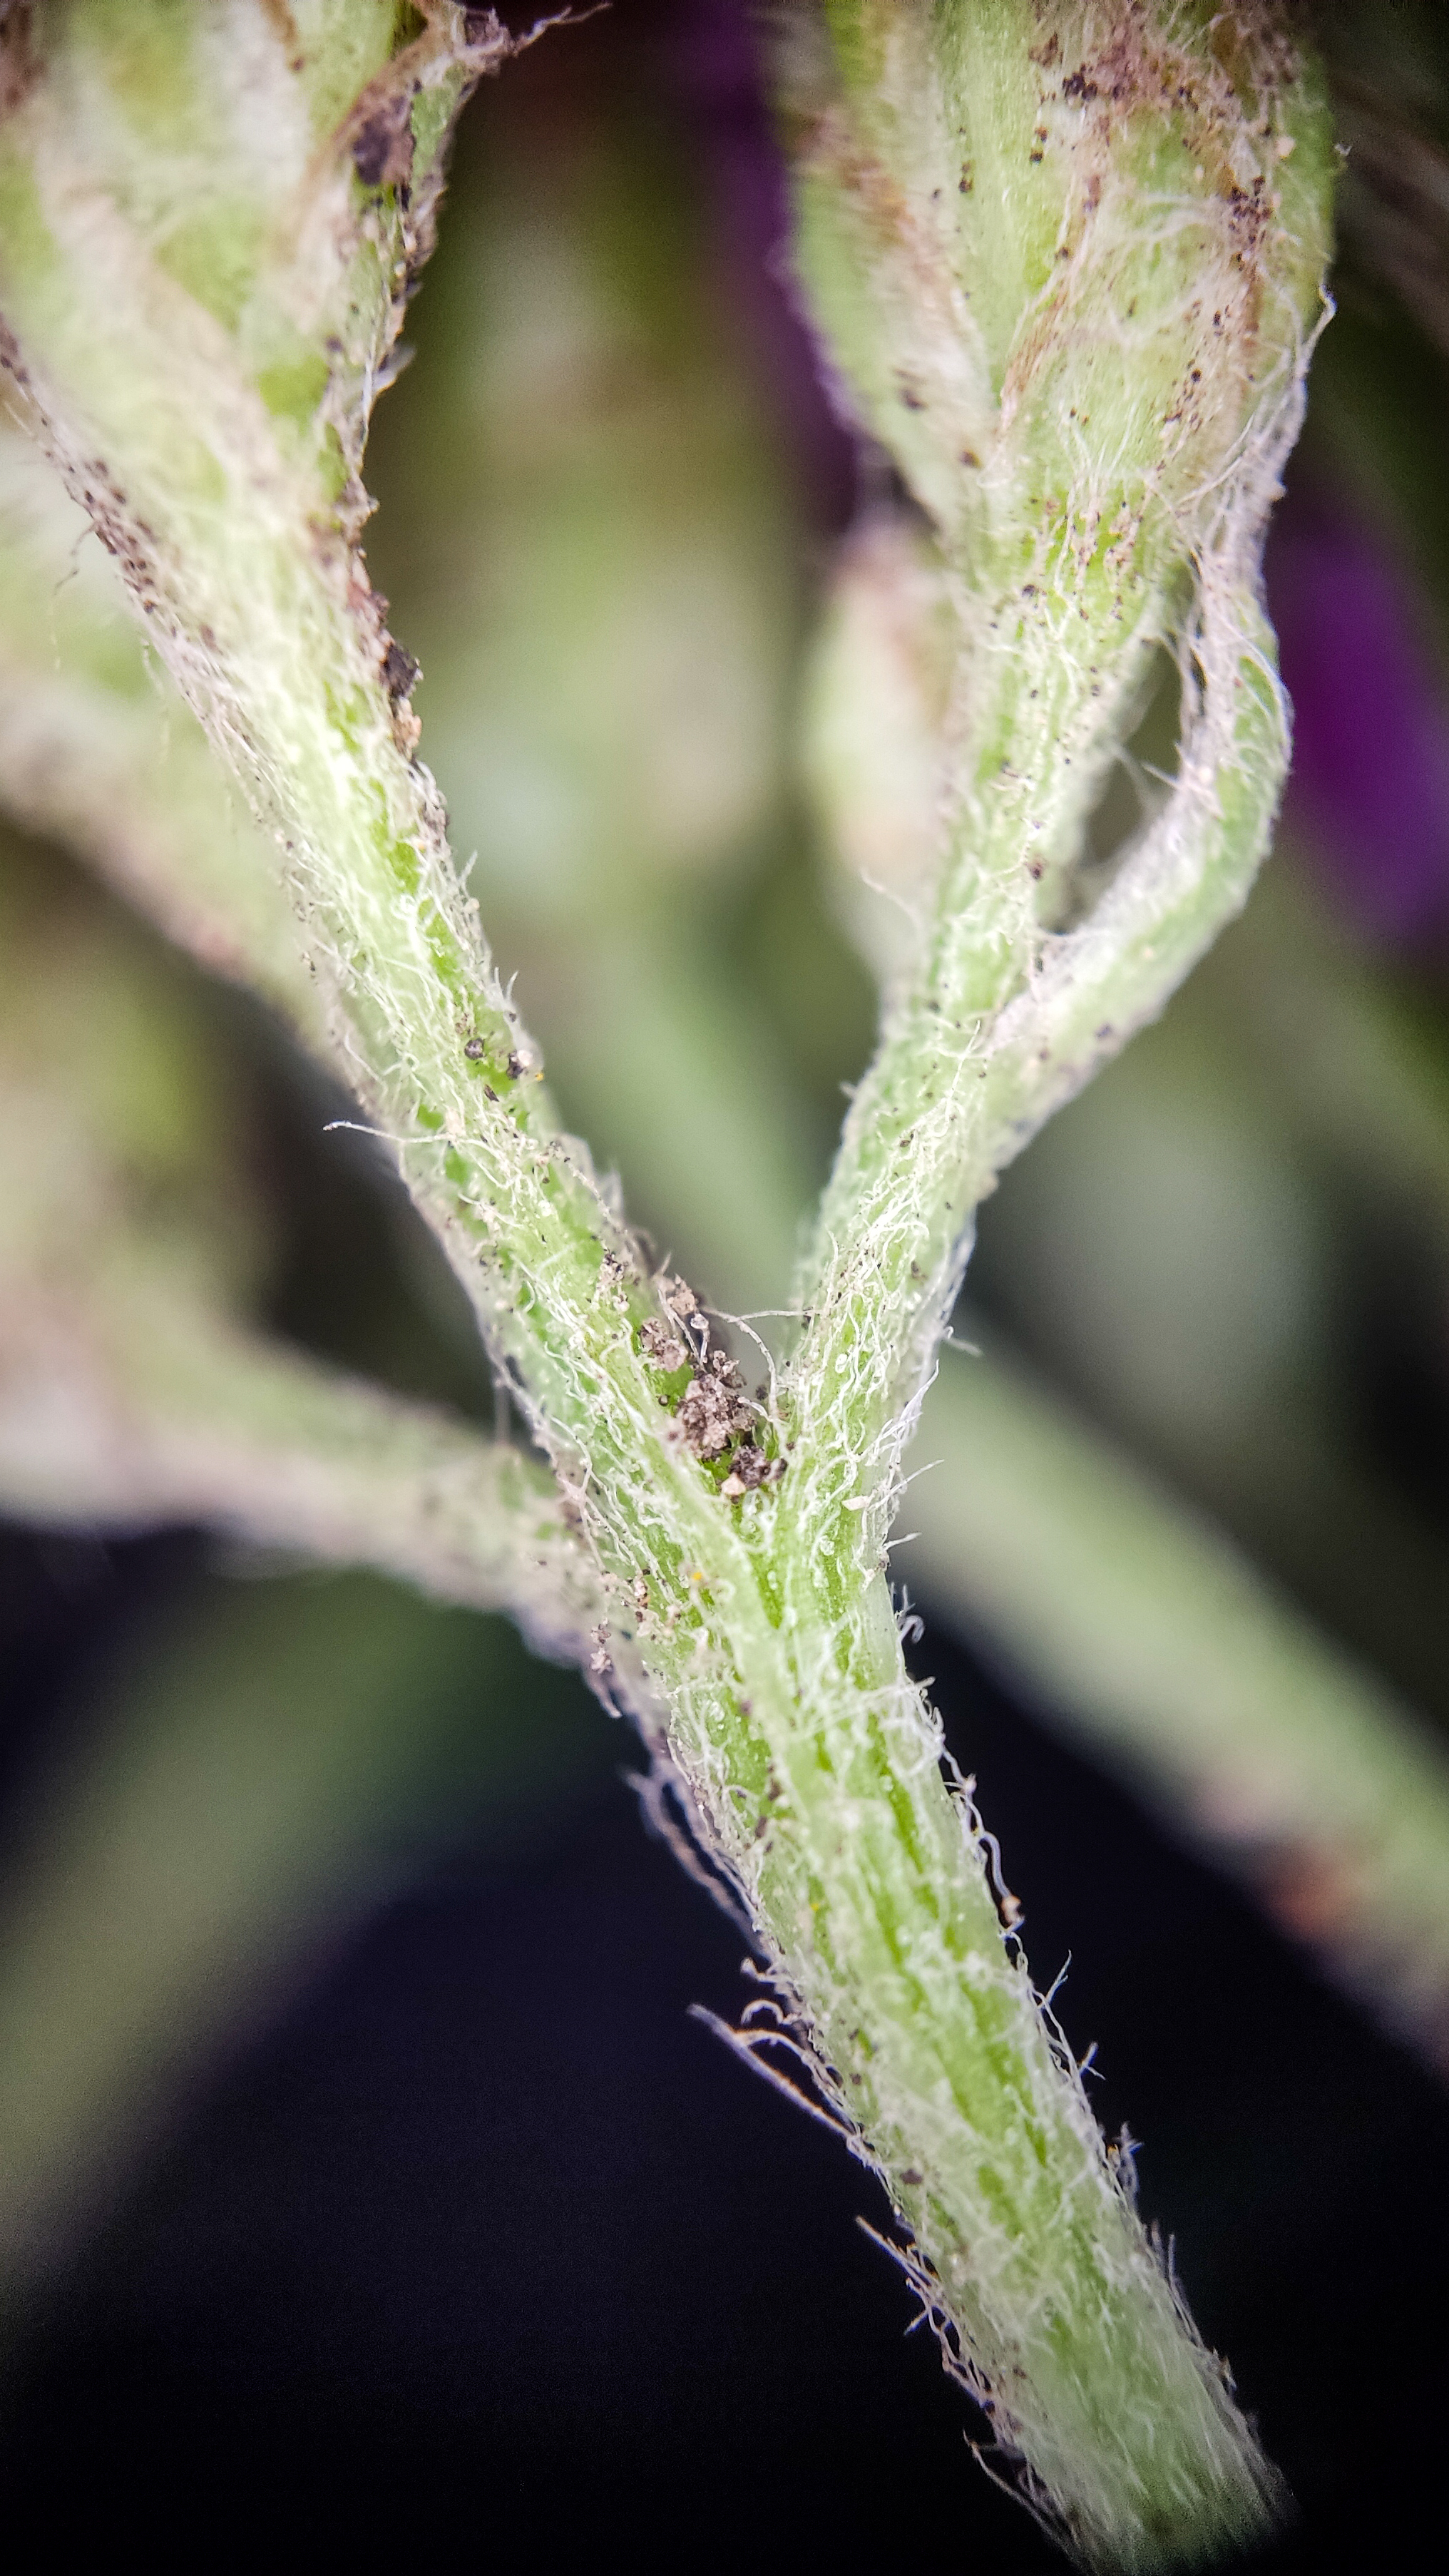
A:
661 0 859 530
1270 498 1449 944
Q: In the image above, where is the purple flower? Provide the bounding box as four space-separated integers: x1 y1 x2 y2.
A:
660 0 859 531
1269 495 1449 944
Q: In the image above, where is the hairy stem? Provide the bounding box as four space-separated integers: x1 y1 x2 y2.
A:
0 416 323 1034
0 5 1333 2559
776 0 1328 1555
913 1340 1449 2070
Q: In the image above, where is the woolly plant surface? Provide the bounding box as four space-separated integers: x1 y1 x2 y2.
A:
0 4 1333 2565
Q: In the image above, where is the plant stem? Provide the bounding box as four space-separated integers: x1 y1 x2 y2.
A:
0 6 1333 2557
2 1278 603 1652
912 1336 1449 2072
0 417 322 1034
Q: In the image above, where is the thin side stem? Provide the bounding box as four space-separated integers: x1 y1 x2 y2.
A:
1 1274 605 1658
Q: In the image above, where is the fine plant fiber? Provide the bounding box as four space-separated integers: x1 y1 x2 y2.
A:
0 4 1333 2564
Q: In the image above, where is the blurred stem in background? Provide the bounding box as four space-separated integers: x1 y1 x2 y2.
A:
971 881 1449 1732
0 429 323 1042
911 1345 1449 2070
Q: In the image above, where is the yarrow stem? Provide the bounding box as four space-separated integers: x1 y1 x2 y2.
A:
0 4 1332 2562
773 0 1331 1547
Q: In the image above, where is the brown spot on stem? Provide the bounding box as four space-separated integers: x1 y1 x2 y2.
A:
352 94 416 193
381 638 420 702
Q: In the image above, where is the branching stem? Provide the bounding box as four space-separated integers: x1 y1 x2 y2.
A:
0 4 1336 2562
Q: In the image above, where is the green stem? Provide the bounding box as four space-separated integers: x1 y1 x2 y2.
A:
2 1274 605 1656
0 414 322 1035
912 1338 1449 2072
0 6 1329 2557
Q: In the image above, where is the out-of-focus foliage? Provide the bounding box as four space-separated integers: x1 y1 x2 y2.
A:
364 37 826 1310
